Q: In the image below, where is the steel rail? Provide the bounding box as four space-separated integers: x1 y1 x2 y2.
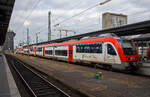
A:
6 55 70 97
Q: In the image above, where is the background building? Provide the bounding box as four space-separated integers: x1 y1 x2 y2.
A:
102 12 127 29
3 30 16 51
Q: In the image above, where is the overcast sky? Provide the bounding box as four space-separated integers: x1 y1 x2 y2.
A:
9 0 150 47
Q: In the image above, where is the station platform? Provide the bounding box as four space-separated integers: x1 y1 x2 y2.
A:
137 61 150 76
0 53 20 97
12 54 150 97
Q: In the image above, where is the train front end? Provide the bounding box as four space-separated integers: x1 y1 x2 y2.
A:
118 39 141 71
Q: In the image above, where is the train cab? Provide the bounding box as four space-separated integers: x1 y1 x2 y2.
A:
117 39 140 70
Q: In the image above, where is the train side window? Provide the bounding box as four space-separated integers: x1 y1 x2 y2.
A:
55 50 68 56
90 44 102 53
76 46 78 52
78 46 81 53
97 44 102 53
81 46 84 53
30 48 33 51
76 44 102 53
37 47 42 52
107 44 117 55
45 50 52 55
76 46 80 52
36 48 39 52
84 45 90 53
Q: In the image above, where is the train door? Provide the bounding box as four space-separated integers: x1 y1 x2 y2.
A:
68 46 73 62
34 47 36 56
43 47 45 57
104 43 117 64
27 48 30 55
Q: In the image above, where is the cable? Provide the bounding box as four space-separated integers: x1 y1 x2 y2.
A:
59 8 150 33
57 13 101 29
15 0 42 44
17 0 113 44
9 0 36 30
10 0 32 24
17 0 42 32
54 6 99 31
56 23 99 35
23 0 41 24
129 9 149 16
54 0 83 21
59 20 99 29
53 0 96 23
54 4 100 26
32 23 47 32
54 0 112 26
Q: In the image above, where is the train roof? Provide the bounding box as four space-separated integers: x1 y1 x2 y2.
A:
21 35 133 49
36 37 118 48
80 33 120 40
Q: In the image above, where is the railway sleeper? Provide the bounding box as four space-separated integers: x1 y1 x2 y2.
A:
36 91 59 97
30 80 47 84
35 89 57 93
33 87 53 91
31 84 51 88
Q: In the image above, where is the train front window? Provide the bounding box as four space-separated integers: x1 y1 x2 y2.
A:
118 39 136 55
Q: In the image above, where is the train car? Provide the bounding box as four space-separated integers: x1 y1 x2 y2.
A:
16 46 36 56
28 46 36 56
15 48 24 54
44 46 54 58
36 46 44 57
32 36 140 71
23 47 29 55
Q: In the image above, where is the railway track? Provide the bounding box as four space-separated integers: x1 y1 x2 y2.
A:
5 55 70 97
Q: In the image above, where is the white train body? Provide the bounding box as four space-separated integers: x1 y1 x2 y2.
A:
17 37 140 71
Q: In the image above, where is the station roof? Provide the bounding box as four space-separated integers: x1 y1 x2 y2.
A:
133 33 150 42
27 20 150 46
0 0 15 45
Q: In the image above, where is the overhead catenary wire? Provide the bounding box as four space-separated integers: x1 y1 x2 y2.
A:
17 0 42 31
55 4 137 31
25 0 111 41
54 4 99 26
32 24 48 32
54 0 83 21
54 0 111 26
56 9 102 29
58 8 150 35
23 0 41 24
53 0 96 23
9 0 36 30
58 20 100 30
13 0 150 46
18 0 42 44
54 23 100 38
56 8 98 29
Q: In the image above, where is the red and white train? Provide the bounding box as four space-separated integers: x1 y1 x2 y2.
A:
16 35 141 71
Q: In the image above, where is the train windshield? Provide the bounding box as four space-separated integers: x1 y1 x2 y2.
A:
118 39 136 55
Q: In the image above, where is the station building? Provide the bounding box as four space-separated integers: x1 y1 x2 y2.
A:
3 30 16 52
102 12 127 29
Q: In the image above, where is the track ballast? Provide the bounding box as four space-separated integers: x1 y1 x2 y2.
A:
5 55 70 97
